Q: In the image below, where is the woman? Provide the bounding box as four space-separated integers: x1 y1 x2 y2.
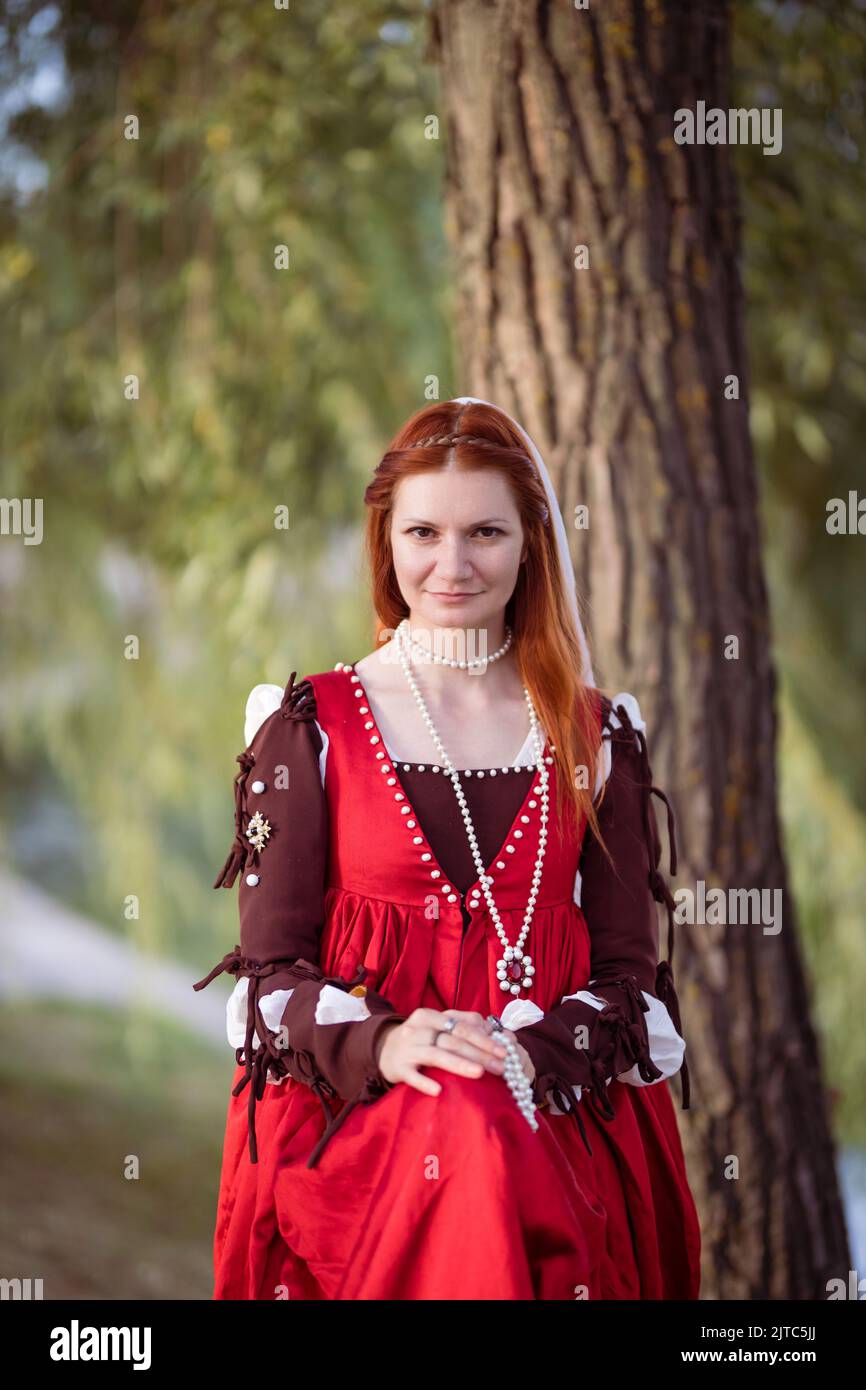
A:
194 395 701 1300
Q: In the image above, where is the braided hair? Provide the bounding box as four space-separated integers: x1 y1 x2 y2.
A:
400 433 549 525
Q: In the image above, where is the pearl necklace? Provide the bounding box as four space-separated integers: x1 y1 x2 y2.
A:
403 621 514 670
394 618 548 998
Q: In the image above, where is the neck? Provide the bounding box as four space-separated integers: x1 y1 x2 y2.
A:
391 614 517 698
403 614 507 659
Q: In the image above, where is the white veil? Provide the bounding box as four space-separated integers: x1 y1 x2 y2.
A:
452 395 597 687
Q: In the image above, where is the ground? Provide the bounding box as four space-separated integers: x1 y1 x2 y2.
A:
0 997 227 1299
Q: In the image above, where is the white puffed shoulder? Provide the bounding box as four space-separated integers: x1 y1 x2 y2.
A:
244 683 283 746
593 690 646 800
607 691 646 735
243 682 330 787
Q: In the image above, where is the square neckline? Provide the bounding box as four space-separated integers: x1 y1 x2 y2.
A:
346 661 539 772
344 662 550 899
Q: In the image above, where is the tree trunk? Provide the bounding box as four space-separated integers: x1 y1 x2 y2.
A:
430 0 850 1298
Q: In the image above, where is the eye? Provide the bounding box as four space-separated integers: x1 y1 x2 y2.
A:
405 525 504 540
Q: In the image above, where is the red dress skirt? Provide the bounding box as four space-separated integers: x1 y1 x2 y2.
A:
211 666 702 1299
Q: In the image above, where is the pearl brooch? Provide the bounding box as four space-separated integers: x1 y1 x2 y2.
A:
245 810 271 852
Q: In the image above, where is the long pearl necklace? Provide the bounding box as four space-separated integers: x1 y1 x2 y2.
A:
394 618 549 998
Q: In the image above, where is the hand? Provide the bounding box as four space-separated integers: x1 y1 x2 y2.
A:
376 1008 511 1096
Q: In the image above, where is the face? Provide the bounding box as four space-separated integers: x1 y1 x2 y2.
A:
389 467 525 634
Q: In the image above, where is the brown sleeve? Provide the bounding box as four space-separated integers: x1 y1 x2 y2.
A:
212 672 327 963
194 672 405 1167
516 694 689 1150
581 703 661 996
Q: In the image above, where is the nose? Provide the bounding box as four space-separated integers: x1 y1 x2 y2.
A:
432 534 474 582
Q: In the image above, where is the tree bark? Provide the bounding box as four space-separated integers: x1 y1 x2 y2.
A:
430 0 850 1299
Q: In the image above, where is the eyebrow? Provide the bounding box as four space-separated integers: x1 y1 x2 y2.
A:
402 517 511 526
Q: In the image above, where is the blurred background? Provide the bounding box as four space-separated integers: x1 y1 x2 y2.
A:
1 0 864 1297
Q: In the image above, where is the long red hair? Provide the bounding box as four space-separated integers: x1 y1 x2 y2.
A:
363 399 613 860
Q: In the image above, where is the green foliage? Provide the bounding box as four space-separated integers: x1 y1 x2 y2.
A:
0 0 452 970
734 0 866 802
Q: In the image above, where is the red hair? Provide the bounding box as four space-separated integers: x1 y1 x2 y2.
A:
363 399 613 860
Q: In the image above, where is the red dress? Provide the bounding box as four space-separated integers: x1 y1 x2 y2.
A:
197 663 701 1300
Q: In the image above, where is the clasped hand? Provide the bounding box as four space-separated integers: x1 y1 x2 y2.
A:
376 1008 536 1096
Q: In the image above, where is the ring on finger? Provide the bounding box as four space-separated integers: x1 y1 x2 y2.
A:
433 1016 458 1048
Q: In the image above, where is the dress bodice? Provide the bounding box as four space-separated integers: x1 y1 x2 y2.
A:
288 663 597 1019
309 662 591 917
339 696 539 901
